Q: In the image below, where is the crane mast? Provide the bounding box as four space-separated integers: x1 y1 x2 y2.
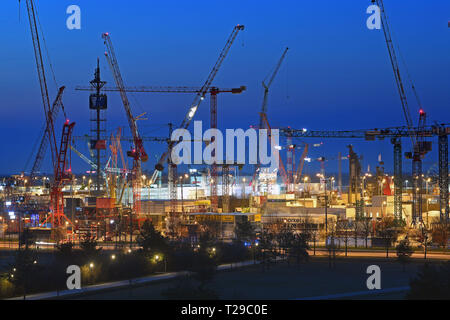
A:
252 47 288 193
150 24 244 184
102 33 147 219
373 0 430 224
102 33 147 163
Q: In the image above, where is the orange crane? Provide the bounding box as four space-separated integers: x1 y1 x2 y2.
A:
102 33 148 223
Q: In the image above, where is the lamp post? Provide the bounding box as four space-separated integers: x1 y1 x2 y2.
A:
303 176 309 207
426 177 431 194
179 176 184 214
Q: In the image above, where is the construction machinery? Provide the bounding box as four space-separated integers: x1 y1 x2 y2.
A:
24 0 75 230
281 123 449 221
76 85 245 215
372 0 434 224
252 47 289 192
150 24 245 185
24 0 63 182
102 33 148 226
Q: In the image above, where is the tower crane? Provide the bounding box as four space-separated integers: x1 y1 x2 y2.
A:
23 0 75 229
252 47 289 192
24 0 57 171
102 32 148 221
372 0 432 224
76 85 245 214
149 24 245 185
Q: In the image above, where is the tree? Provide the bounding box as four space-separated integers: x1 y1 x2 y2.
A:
431 220 449 249
80 233 102 260
257 230 275 271
10 248 39 298
326 223 339 268
376 216 398 258
199 219 221 239
336 219 351 257
361 218 372 248
352 220 360 248
189 250 217 290
407 262 450 299
234 218 256 243
19 228 35 249
289 234 310 266
396 238 413 271
136 220 168 256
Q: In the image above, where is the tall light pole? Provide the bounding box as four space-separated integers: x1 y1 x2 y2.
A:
303 176 309 207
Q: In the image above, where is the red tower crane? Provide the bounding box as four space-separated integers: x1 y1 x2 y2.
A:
102 33 148 221
24 0 75 229
373 0 431 224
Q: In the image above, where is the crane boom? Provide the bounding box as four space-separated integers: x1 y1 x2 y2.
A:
261 47 288 116
294 144 309 184
30 86 65 180
25 0 57 169
150 25 244 183
252 47 288 191
102 33 148 162
372 0 415 144
75 85 246 94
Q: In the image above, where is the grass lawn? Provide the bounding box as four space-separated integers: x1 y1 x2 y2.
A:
71 257 439 300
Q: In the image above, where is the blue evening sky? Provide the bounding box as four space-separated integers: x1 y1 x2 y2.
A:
0 0 449 176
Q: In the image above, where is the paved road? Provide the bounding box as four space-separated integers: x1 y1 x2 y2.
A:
310 248 450 260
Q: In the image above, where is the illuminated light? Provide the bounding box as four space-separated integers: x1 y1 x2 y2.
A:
5 201 11 206
188 105 198 119
274 145 282 151
111 254 116 260
33 260 37 264
302 128 308 133
89 263 94 269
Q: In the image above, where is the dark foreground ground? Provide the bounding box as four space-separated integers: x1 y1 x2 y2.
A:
70 257 435 300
